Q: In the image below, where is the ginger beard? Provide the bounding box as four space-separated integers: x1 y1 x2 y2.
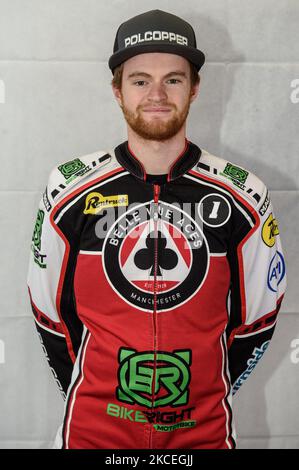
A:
119 90 193 142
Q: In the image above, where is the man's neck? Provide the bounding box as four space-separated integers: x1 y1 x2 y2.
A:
127 127 187 175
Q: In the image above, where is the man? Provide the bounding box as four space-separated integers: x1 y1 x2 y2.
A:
27 9 286 449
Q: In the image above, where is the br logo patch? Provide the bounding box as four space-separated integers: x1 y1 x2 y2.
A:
221 162 249 190
31 209 47 269
58 158 86 179
32 209 45 250
117 347 192 408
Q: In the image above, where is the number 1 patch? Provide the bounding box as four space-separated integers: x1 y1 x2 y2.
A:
198 194 231 227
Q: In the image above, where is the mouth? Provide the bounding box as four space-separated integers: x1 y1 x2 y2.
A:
143 109 171 118
142 108 172 114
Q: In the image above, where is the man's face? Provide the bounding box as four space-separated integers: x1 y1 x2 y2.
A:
113 53 199 141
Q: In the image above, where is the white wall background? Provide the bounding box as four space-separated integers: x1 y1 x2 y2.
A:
0 0 298 449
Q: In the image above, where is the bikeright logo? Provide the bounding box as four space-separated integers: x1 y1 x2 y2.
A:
106 402 197 432
124 31 188 47
117 347 192 408
58 158 91 185
58 158 86 179
221 163 249 190
31 209 47 268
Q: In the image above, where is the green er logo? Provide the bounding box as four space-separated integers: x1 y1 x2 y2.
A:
58 158 86 179
32 209 45 250
223 163 249 185
117 348 192 409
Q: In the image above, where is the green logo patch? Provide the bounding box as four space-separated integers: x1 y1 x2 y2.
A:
222 163 249 188
117 348 192 409
31 209 47 268
32 209 45 250
58 158 86 179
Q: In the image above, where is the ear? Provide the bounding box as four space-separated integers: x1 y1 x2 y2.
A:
190 76 200 103
112 84 123 107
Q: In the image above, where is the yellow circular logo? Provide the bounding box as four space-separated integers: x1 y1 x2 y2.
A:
262 213 279 247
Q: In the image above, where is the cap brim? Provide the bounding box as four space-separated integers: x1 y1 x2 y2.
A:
108 43 205 73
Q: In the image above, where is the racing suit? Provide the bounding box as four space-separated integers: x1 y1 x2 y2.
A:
27 139 286 449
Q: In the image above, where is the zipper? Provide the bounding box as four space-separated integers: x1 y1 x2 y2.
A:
149 183 160 447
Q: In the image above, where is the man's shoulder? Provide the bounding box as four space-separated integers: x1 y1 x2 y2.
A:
43 148 120 210
192 148 268 208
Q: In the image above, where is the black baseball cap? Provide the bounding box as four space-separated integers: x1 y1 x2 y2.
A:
108 9 205 73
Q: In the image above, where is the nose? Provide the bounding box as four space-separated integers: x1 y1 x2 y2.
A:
146 82 168 102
